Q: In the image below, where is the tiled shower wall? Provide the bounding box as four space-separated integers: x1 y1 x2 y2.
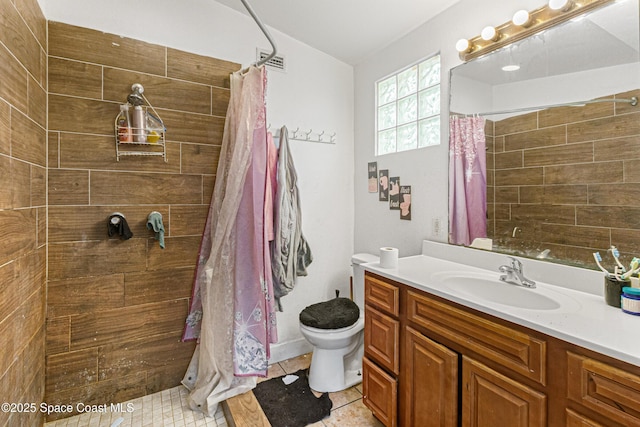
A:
45 22 239 420
487 88 640 267
0 0 47 425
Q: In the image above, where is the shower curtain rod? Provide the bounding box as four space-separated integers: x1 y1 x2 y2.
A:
463 96 638 118
239 0 278 67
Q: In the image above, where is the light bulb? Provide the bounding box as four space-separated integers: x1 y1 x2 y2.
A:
512 10 532 27
549 0 573 11
456 38 471 53
481 26 499 42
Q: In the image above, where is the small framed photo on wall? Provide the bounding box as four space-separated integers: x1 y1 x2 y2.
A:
379 169 389 201
400 185 411 220
368 162 378 193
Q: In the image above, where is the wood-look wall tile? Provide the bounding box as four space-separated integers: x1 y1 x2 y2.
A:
0 100 10 155
11 108 46 166
203 176 215 203
524 142 593 167
544 161 623 185
589 183 640 206
0 259 18 324
539 224 610 249
0 44 28 113
49 95 117 135
22 326 45 401
494 150 522 169
58 133 181 173
48 274 125 318
146 363 193 395
14 0 46 51
170 205 208 237
511 204 576 225
48 57 102 99
519 185 588 205
494 220 539 241
31 165 46 207
37 207 46 247
98 332 194 381
161 109 225 145
212 87 231 117
493 203 511 221
70 300 187 350
486 185 495 204
594 136 640 162
486 149 494 170
568 112 640 143
181 143 220 175
48 205 168 243
577 205 640 229
494 111 537 136
0 156 12 209
46 348 99 393
167 48 239 88
611 228 640 254
48 131 60 168
494 135 505 153
48 169 89 205
27 74 46 128
495 167 543 186
11 158 30 208
484 120 494 137
538 101 613 128
44 372 146 422
124 267 193 306
48 240 147 280
49 22 165 76
624 159 640 182
90 171 202 205
503 126 566 151
494 187 519 204
0 0 45 86
147 236 200 270
45 317 70 355
104 68 212 115
0 209 36 266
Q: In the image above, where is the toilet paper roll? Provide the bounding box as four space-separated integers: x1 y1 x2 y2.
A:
379 247 399 269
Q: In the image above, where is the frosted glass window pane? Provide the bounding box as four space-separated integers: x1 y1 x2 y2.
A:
418 117 440 147
397 123 417 152
397 66 417 98
419 57 440 90
418 86 440 119
378 129 396 155
378 76 396 104
397 95 417 125
378 104 396 130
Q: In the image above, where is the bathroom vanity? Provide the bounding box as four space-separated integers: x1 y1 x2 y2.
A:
362 242 640 427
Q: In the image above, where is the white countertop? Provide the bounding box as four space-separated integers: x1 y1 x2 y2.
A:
364 251 640 368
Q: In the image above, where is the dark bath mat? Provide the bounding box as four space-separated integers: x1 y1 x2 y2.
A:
253 369 332 427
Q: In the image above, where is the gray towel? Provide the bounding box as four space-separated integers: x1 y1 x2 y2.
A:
146 211 165 249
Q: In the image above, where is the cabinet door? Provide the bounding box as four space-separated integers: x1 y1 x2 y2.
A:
365 305 400 375
363 356 397 427
566 409 605 427
462 356 546 427
403 327 458 427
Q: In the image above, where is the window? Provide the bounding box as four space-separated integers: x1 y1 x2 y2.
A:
376 54 441 155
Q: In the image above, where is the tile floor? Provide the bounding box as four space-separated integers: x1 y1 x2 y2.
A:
44 354 383 427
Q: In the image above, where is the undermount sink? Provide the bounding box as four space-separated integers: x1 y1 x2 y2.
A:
431 271 580 311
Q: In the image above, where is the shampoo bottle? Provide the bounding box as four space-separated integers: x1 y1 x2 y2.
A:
132 105 147 142
117 104 132 142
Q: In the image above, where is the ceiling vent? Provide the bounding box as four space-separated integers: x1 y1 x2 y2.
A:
257 48 286 72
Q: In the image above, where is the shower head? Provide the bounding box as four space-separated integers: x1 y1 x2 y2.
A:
127 83 145 106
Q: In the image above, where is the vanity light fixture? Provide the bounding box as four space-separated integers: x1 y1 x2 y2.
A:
512 10 533 27
456 0 614 61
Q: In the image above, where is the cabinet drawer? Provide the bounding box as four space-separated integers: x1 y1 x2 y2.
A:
365 274 399 317
365 305 400 375
567 352 640 424
565 409 605 427
363 356 397 427
406 290 546 385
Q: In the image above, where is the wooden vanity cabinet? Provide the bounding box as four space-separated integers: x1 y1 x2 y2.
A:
363 271 640 427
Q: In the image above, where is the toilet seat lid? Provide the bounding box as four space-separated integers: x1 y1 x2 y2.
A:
299 297 360 329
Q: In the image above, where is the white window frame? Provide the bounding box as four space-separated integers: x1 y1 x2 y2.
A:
375 53 441 156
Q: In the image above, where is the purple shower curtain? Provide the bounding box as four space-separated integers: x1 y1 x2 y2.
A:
449 116 487 246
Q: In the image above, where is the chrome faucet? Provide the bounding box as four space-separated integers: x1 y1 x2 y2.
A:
499 256 536 288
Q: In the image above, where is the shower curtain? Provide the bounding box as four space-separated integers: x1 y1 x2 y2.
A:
449 115 487 246
181 65 277 416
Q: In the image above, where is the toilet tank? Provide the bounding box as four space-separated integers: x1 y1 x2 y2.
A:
351 253 379 309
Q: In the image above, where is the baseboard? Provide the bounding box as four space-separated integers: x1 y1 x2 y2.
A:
268 338 313 364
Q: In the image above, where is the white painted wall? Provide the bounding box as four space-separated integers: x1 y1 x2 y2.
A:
41 0 355 362
353 0 544 258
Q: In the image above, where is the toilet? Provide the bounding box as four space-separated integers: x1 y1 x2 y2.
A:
299 253 379 392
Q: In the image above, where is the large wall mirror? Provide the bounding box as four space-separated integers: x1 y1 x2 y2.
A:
449 0 640 270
